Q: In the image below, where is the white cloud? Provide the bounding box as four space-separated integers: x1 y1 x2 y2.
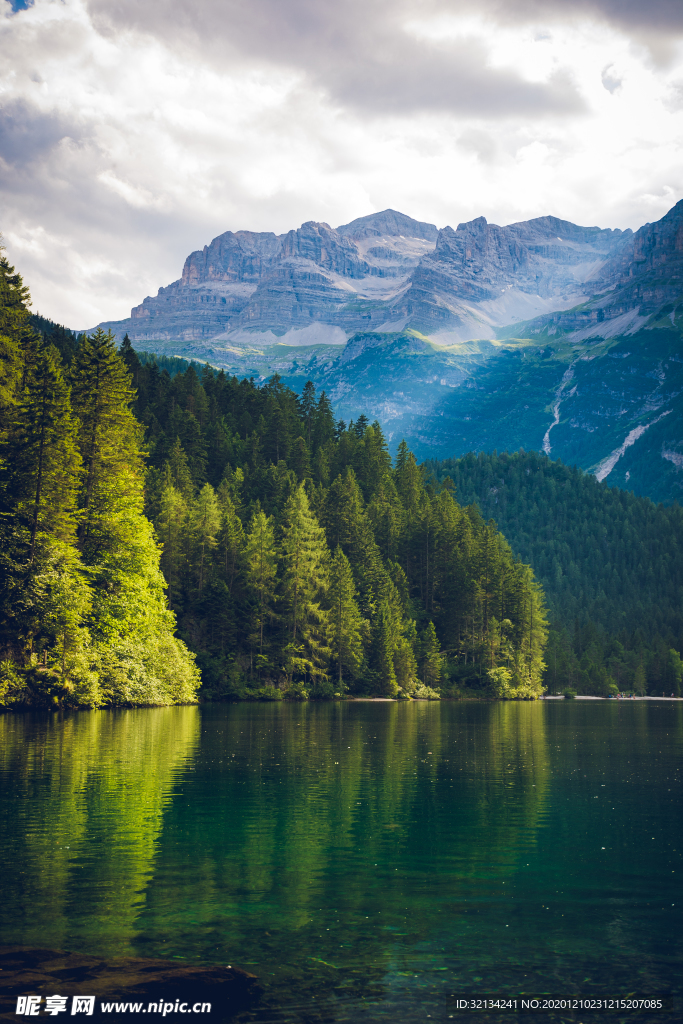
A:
1 0 683 327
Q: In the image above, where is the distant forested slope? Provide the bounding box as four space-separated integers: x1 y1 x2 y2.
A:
427 451 683 695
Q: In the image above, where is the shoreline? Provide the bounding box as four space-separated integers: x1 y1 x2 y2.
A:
2 694 681 714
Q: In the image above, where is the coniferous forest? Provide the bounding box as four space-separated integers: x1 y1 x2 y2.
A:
429 452 683 696
0 253 548 707
0 255 199 708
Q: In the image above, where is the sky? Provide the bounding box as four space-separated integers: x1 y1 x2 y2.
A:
2 0 683 329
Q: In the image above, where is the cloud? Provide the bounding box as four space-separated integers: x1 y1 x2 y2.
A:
84 0 586 118
0 98 77 166
479 0 683 34
1 0 683 328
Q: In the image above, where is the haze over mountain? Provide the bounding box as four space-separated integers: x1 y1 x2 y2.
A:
92 200 683 506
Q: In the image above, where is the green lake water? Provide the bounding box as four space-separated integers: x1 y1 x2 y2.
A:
1 701 681 1023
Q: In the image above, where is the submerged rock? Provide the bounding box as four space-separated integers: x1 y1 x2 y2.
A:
0 947 260 1022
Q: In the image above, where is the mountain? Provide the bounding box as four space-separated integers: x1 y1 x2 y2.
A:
519 198 683 340
90 201 683 504
93 209 630 345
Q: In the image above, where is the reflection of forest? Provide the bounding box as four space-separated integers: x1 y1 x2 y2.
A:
135 704 550 966
0 707 200 954
2 702 681 1022
0 704 550 982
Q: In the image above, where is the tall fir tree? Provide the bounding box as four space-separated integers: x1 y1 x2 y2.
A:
245 509 278 678
328 546 365 691
280 484 331 685
69 329 199 705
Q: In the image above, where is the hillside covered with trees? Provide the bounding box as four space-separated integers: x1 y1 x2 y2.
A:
0 253 199 709
0 253 547 707
428 451 683 697
118 340 547 701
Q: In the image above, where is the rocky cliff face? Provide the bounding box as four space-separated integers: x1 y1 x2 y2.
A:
397 215 631 339
95 207 635 344
521 199 683 340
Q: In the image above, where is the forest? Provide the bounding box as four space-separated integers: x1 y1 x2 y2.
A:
0 252 547 707
0 257 200 709
429 451 683 696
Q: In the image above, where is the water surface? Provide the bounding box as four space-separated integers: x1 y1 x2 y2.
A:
1 701 681 1022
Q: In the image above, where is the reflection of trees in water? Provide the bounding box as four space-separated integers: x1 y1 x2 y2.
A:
6 703 677 1017
135 704 549 969
0 707 200 954
0 702 552 1008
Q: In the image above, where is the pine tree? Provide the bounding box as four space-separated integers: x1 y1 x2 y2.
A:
70 329 199 705
5 342 82 564
0 325 86 676
245 509 278 677
216 480 245 595
369 598 399 697
69 327 142 555
280 484 330 684
157 482 187 610
166 438 196 500
300 380 316 447
312 390 335 450
328 546 365 691
0 247 32 423
419 621 442 687
193 483 221 594
291 435 311 482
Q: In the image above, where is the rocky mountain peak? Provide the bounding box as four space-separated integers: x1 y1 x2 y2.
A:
280 220 370 279
564 197 683 326
180 230 282 286
337 209 438 242
93 202 683 348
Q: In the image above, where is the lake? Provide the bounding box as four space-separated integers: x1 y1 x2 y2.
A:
1 701 681 1022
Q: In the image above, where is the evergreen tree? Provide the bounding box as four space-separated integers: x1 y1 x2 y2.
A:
328 546 365 691
216 480 245 595
4 342 82 564
70 327 143 555
193 483 221 594
369 598 399 697
300 380 316 447
280 484 330 684
0 247 31 423
419 621 442 687
157 482 187 610
245 509 278 678
70 329 199 705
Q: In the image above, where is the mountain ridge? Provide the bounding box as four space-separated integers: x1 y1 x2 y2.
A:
84 200 683 505
90 207 633 345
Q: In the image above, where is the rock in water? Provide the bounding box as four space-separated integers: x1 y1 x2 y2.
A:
0 947 261 1022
